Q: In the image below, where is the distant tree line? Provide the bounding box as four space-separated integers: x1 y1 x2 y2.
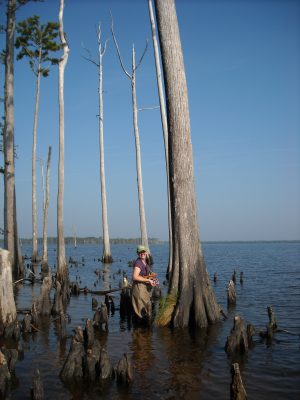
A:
0 237 163 245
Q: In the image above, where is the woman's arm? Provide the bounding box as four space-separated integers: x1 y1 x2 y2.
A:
132 266 152 284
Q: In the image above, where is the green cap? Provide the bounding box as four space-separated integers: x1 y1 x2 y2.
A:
137 245 148 253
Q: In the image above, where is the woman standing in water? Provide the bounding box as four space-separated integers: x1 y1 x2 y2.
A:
131 245 154 320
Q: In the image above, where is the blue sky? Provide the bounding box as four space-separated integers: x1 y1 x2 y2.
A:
1 0 299 241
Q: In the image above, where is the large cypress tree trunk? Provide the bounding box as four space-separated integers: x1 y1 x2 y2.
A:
154 0 220 328
4 0 22 278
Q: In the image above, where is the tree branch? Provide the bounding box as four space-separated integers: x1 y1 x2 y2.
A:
135 38 149 71
110 11 131 79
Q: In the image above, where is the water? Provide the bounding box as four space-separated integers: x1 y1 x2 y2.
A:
3 241 300 399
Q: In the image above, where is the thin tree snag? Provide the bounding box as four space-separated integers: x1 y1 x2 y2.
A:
227 280 236 306
232 270 237 284
225 315 249 355
259 306 278 341
0 249 17 335
231 363 247 400
240 272 244 284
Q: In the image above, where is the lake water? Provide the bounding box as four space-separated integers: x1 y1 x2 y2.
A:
3 241 300 399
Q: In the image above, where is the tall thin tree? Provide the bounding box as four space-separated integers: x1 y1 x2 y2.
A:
15 15 61 262
111 16 150 252
154 0 220 328
57 0 69 290
148 0 172 275
82 23 112 263
41 146 51 267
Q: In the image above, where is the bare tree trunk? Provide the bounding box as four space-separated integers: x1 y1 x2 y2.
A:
131 46 149 250
32 67 41 262
42 146 51 266
3 0 18 275
57 0 69 284
14 188 24 277
0 249 17 331
148 0 172 275
97 25 112 264
154 0 220 328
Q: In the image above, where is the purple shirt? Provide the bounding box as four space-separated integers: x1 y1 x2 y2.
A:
134 258 149 277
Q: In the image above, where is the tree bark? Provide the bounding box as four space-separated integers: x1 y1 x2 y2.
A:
0 249 17 331
42 146 52 266
4 0 22 277
154 0 220 328
57 0 69 287
97 24 112 263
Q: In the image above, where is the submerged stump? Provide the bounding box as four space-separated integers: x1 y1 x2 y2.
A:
31 368 44 400
225 315 248 355
231 363 247 400
227 280 236 306
115 353 133 385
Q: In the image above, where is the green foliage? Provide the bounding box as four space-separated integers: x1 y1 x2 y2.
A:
15 15 62 76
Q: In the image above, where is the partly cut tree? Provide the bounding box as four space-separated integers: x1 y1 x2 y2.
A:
82 23 112 263
57 0 69 298
15 15 61 262
154 0 220 328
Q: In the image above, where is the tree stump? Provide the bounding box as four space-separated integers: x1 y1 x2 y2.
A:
93 304 108 332
1 347 18 374
0 350 11 399
227 280 236 305
35 276 52 316
84 319 94 350
115 353 133 385
99 347 113 380
232 270 237 284
52 281 64 316
0 249 17 336
22 314 32 334
225 315 248 355
267 306 277 331
31 368 44 400
240 272 244 284
105 295 115 315
120 288 132 318
230 363 247 400
246 324 256 347
213 272 218 283
70 282 80 296
60 326 85 382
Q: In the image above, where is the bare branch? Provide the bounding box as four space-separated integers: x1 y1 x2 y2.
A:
135 38 149 71
110 11 131 79
138 106 159 111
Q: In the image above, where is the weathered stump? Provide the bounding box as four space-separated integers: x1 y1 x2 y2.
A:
1 347 18 374
60 326 85 382
84 340 101 381
230 363 247 400
240 272 244 284
99 347 113 380
115 353 133 385
232 270 237 284
22 314 32 334
120 288 132 318
84 319 94 349
105 295 115 315
246 324 256 347
93 304 108 332
35 276 52 316
213 272 218 283
92 297 98 309
0 350 11 399
31 368 44 400
225 315 248 355
259 306 278 341
0 249 17 337
52 281 64 316
70 282 80 296
227 280 236 306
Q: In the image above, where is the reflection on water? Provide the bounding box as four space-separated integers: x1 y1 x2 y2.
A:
4 242 300 399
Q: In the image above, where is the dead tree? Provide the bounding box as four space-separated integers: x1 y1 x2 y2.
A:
225 315 249 355
0 249 17 337
231 363 247 400
111 14 151 253
227 280 236 306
